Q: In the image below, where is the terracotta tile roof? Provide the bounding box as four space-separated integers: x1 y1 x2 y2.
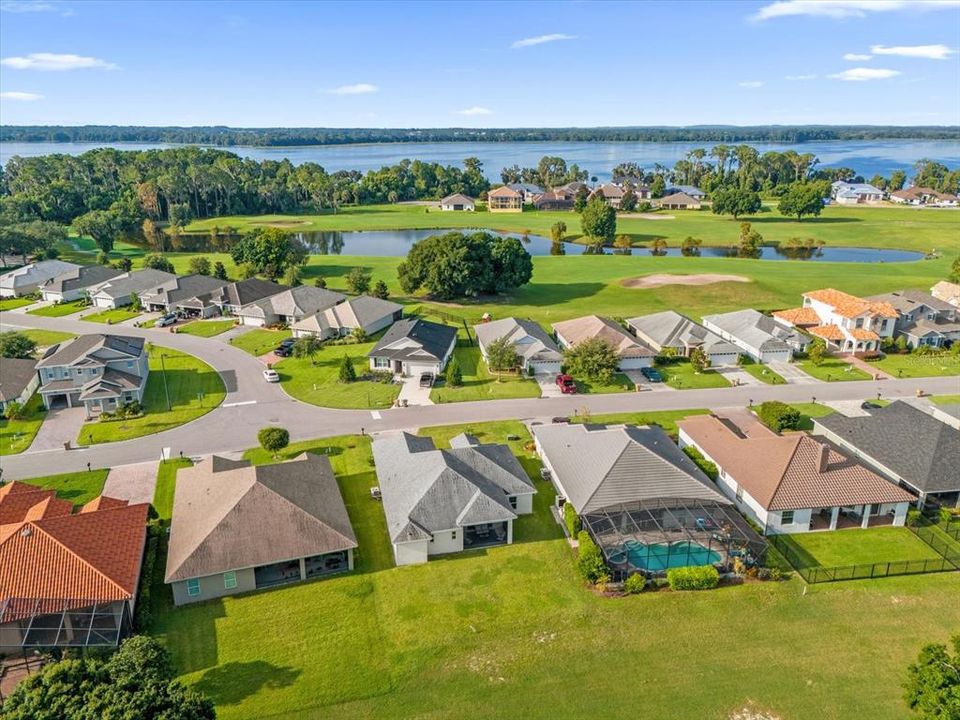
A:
849 328 880 341
804 288 899 319
773 307 821 326
809 325 845 341
678 414 914 512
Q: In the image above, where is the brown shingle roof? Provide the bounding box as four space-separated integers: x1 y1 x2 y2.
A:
552 315 655 359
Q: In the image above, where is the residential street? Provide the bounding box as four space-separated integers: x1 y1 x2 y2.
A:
1 309 958 479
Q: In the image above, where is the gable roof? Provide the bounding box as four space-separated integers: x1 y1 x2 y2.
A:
815 401 960 494
488 185 522 198
36 334 145 369
625 311 738 355
666 185 706 198
372 432 534 544
473 317 562 363
0 357 38 402
803 288 898 319
215 278 289 308
533 423 727 514
931 281 960 306
165 453 357 582
292 295 402 335
659 191 700 205
440 193 475 205
866 289 956 316
0 260 79 292
41 265 124 294
141 273 228 306
772 307 822 327
92 269 178 300
367 318 457 362
552 315 654 359
590 183 625 200
679 414 913 511
702 309 804 352
241 285 346 319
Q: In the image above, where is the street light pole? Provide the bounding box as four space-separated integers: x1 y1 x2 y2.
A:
160 353 172 411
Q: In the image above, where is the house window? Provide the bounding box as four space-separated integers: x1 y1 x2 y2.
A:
76 369 83 377
855 318 864 328
451 530 457 540
781 510 795 525
223 571 237 589
735 486 743 501
373 357 390 369
186 578 201 597
508 496 518 509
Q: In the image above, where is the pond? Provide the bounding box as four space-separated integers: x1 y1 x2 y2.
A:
171 228 924 262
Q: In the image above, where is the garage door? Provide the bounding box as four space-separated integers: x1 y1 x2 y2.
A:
708 352 740 367
240 315 264 327
760 350 793 364
529 360 562 375
406 362 439 377
618 357 653 370
94 296 114 308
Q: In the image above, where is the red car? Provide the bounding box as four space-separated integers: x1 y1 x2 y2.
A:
555 374 577 394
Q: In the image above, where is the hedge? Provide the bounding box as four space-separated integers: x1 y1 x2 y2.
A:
682 445 718 481
577 531 607 584
563 502 581 538
624 573 646 594
134 520 164 630
666 565 720 591
757 401 801 433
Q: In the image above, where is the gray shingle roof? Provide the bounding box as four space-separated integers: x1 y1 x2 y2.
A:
701 309 803 353
0 358 37 402
867 289 957 316
42 265 123 294
368 318 457 363
0 260 79 292
141 273 228 306
626 311 738 356
216 278 289 308
36 334 145 369
242 285 346 319
473 317 562 364
92 269 178 300
165 453 357 582
533 423 728 514
815 401 960 494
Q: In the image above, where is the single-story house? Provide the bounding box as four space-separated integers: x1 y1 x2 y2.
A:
588 183 625 209
89 269 178 309
0 260 79 298
831 181 883 205
372 431 536 566
473 316 563 375
813 401 960 509
234 285 346 327
625 311 740 366
439 193 475 211
507 183 544 201
165 453 357 605
202 277 289 317
657 192 701 210
552 315 655 369
867 289 960 349
665 185 706 200
678 414 913 534
0 482 148 651
39 265 124 304
291 295 403 340
367 317 457 376
138 273 229 316
702 309 807 363
35 334 148 417
0 357 39 414
931 280 960 308
773 288 897 354
487 185 524 212
889 186 959 207
533 189 574 211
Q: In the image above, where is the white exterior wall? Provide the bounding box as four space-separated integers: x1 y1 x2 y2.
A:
707 350 740 367
427 528 464 557
767 508 813 534
240 314 266 327
512 492 534 515
759 348 793 364
393 539 429 566
406 361 441 377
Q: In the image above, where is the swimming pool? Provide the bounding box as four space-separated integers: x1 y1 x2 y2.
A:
608 539 721 572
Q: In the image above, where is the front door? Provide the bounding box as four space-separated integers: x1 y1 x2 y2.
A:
394 360 403 374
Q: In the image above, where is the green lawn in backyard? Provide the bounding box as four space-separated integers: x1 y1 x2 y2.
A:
274 338 399 409
739 357 786 384
656 360 730 390
26 299 87 317
796 356 871 382
19 468 110 505
19 328 75 347
0 393 46 455
229 327 290 356
776 527 944 568
153 458 192 521
569 408 710 436
176 319 236 338
0 297 35 311
81 307 142 324
77 345 225 445
868 352 960 379
429 342 541 403
150 421 960 720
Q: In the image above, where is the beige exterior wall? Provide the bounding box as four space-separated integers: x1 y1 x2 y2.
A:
171 567 257 606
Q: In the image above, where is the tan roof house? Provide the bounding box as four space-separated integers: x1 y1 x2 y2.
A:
552 315 655 370
657 192 701 210
588 183 625 209
440 193 475 211
487 185 523 212
931 280 960 308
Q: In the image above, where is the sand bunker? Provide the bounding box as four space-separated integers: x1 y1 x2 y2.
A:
252 220 311 228
618 213 675 220
621 273 751 289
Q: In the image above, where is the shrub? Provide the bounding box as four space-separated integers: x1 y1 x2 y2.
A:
338 354 357 382
258 426 290 456
682 445 718 481
624 573 646 594
3 401 24 420
666 565 720 591
135 520 163 630
563 502 581 537
757 401 801 433
446 356 463 387
0 331 38 359
576 531 607 584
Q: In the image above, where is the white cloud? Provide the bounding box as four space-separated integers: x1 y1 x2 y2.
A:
510 33 576 49
738 80 764 88
828 67 901 81
0 1 55 12
871 44 955 60
328 83 378 95
843 53 872 60
785 74 817 80
454 106 493 116
0 91 44 101
0 52 116 71
752 1 960 22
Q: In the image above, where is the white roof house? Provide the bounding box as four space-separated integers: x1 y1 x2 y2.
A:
473 317 563 375
701 309 807 363
89 269 178 309
831 181 883 205
0 260 80 298
439 193 475 211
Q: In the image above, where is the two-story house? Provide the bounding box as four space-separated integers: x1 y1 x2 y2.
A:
773 288 897 353
35 334 149 417
867 290 960 349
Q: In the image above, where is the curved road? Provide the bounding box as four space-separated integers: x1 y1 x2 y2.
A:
2 310 958 479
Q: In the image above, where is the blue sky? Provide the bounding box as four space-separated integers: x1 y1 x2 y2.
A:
1 0 958 127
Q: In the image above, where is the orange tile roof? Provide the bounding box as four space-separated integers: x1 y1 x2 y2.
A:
773 307 821 326
849 328 880 341
804 288 898 319
809 325 845 341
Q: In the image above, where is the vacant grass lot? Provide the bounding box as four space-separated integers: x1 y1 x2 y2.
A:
19 468 110 505
0 393 46 455
77 345 225 445
19 328 76 347
657 360 730 389
151 420 960 720
869 352 960 378
430 342 541 403
796 356 871 382
177 319 236 338
26 299 88 317
229 327 290 356
0 297 35 311
777 527 944 568
81 307 142 324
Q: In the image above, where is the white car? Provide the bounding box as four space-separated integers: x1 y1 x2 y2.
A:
262 369 280 383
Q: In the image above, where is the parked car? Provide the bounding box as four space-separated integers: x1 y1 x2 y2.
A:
156 313 178 328
640 366 663 382
555 374 577 394
419 372 435 388
262 369 280 383
274 338 296 357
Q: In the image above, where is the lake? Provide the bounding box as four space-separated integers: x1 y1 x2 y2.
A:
174 228 924 262
2 139 958 180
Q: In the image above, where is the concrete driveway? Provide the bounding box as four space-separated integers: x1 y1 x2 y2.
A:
28 407 88 452
715 367 761 387
536 374 562 398
623 369 675 392
102 461 159 504
768 362 821 385
397 375 434 406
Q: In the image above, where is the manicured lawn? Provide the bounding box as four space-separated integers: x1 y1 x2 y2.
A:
785 402 835 431
229 327 291 356
27 299 88 317
796 357 871 382
931 394 960 406
656 360 730 390
77 345 226 445
275 339 400 409
569 408 710 437
0 393 46 455
82 307 142 324
574 372 634 394
153 458 192 521
776 527 944 568
739 357 786 384
868 352 960 378
20 328 75 347
177 319 236 338
19 468 110 505
430 343 541 403
152 423 960 720
0 297 36 311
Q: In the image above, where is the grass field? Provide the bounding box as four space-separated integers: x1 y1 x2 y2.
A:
153 458 192 521
229 327 290 356
19 328 75 347
796 356 871 382
0 393 46 455
27 299 87 317
787 402 836 431
657 360 730 389
569 408 710 436
177 319 236 338
19 468 110 505
77 345 226 445
931 394 960 405
430 342 541 403
776 527 944 568
151 420 960 720
573 372 634 394
81 307 142 324
739 357 786 384
869 352 960 378
0 297 35 311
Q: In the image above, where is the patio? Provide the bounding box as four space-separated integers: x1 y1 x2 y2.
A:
463 521 509 550
809 506 898 531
